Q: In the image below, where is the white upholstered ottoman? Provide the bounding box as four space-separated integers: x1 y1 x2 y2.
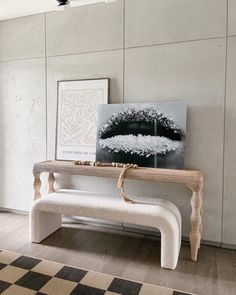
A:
30 189 182 270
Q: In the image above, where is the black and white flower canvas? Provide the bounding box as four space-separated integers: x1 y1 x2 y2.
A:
96 102 187 169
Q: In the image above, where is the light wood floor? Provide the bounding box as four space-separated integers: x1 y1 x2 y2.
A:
0 212 235 295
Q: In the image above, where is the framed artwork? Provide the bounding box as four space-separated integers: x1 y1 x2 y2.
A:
96 101 187 169
56 78 109 161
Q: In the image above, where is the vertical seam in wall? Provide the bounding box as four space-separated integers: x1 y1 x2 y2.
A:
221 0 229 246
44 13 48 160
122 0 125 104
122 0 125 231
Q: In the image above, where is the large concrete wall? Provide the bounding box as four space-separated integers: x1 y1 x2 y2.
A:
0 0 235 246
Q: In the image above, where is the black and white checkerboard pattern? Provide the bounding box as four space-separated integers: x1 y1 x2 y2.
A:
0 250 195 295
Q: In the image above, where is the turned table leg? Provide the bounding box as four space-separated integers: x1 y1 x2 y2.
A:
47 172 55 194
33 172 42 201
189 189 203 261
199 205 203 248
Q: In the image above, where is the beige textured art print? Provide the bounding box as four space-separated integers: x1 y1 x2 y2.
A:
56 79 109 161
60 89 104 145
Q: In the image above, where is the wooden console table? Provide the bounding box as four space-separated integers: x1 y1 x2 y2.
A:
33 160 203 262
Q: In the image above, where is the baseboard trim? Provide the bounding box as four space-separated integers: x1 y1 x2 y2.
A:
63 216 123 231
0 207 28 215
0 208 235 249
222 243 236 250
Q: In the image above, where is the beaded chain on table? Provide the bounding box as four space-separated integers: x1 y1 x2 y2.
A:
74 160 138 204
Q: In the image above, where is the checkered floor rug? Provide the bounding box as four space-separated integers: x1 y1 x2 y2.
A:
0 249 195 295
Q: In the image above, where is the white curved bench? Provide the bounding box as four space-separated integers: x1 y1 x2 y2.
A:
30 189 182 270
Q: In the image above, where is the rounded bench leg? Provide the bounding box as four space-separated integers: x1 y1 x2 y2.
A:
30 210 62 243
160 223 181 270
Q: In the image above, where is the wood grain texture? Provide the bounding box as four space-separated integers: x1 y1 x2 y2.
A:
0 212 235 295
33 161 203 190
32 160 204 261
190 190 203 261
47 172 55 194
33 171 42 201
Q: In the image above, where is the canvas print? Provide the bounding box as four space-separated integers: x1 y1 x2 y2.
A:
56 78 109 161
96 102 187 169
